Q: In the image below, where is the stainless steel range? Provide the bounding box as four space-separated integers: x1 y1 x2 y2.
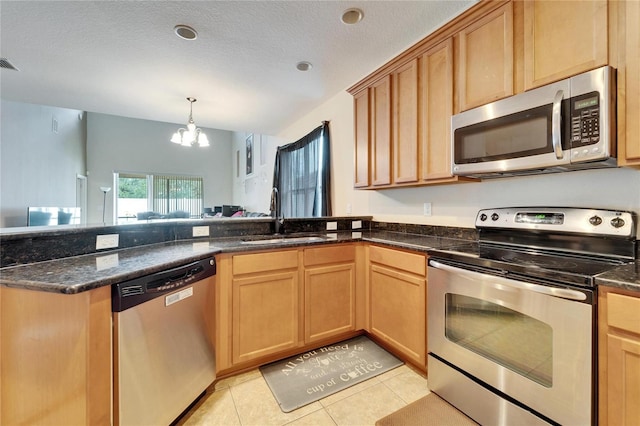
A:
427 207 636 426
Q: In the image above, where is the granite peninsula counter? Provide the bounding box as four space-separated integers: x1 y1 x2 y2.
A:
0 228 476 295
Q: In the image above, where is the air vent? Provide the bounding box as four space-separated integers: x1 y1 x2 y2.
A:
0 58 19 71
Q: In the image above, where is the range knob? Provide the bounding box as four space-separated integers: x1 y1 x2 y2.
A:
589 215 602 226
479 213 488 221
491 213 499 221
611 217 626 228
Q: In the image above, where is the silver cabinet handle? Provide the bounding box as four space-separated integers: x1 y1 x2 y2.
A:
552 90 564 159
429 260 587 301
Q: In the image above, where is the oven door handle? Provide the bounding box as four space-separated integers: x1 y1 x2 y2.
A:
429 260 587 301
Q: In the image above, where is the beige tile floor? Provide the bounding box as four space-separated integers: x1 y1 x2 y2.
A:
178 364 430 426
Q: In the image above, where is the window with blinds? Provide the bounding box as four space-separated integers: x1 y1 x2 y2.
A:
152 174 203 217
115 172 203 222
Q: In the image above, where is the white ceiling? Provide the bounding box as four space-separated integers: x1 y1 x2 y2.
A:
1 0 475 135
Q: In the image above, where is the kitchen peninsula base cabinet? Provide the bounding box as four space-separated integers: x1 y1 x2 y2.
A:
304 245 362 344
229 249 302 366
215 244 365 375
368 245 427 371
598 286 640 426
0 285 112 426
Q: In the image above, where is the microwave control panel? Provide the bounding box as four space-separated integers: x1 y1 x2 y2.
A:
570 91 600 147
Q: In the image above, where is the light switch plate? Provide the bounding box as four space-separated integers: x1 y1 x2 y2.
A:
326 221 338 231
96 234 119 250
351 220 362 229
192 226 210 237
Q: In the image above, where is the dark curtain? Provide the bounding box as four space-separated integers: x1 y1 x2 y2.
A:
272 121 332 218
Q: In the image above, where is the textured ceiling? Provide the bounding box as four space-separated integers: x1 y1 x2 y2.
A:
0 1 475 135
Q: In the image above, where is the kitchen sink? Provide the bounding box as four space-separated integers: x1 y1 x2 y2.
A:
241 236 328 245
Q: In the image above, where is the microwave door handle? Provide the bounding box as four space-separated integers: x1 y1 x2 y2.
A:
429 260 587 301
552 90 564 159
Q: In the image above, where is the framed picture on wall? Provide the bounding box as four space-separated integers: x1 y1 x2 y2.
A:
246 134 254 176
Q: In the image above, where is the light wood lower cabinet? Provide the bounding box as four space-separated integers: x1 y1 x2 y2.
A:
230 250 302 365
368 245 427 370
598 286 640 426
218 244 365 372
304 245 357 344
0 285 112 426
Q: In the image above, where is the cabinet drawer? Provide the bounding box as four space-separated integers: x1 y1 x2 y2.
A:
369 245 426 276
304 244 356 267
608 292 640 335
232 250 298 275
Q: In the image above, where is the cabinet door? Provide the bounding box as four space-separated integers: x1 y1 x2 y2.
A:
606 334 640 425
369 263 426 367
523 0 607 90
457 2 514 111
393 59 419 184
232 270 300 364
616 0 640 165
304 263 356 344
353 89 370 187
371 75 392 186
421 38 454 180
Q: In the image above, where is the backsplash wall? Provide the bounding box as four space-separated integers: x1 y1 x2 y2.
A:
275 90 640 233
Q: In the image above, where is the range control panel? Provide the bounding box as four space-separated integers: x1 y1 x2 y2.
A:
476 207 635 237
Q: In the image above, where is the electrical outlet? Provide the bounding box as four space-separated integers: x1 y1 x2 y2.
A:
326 221 338 231
352 220 362 229
95 253 119 271
192 226 210 237
96 234 119 250
423 202 432 216
346 203 352 214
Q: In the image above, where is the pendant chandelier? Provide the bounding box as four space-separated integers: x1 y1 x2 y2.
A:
170 97 210 147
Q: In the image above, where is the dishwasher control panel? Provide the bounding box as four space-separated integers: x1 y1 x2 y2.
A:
112 257 216 312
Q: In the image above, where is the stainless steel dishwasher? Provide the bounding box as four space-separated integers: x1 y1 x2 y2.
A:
112 257 216 426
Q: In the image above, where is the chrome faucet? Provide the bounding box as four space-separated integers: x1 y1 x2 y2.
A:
270 187 284 234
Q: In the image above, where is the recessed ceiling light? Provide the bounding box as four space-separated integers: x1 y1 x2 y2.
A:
341 8 364 25
174 25 198 40
296 61 313 72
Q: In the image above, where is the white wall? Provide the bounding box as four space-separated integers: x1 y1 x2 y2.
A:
87 113 233 224
276 90 640 229
230 132 283 214
0 100 86 227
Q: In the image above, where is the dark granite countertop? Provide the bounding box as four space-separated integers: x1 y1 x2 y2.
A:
2 228 638 295
0 230 472 295
595 262 640 293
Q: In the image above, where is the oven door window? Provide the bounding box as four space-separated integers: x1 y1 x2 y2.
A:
453 104 553 164
445 293 552 387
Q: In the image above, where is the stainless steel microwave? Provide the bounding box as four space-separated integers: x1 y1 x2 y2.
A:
451 66 616 178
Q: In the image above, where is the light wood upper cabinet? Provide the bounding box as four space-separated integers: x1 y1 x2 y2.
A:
457 2 514 111
523 0 608 90
371 76 392 186
615 0 640 165
598 287 640 426
393 58 419 184
421 39 454 181
353 89 370 187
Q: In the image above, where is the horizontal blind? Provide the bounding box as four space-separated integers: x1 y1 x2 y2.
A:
152 174 203 217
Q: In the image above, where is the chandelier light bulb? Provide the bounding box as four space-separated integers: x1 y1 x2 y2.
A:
171 97 209 147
